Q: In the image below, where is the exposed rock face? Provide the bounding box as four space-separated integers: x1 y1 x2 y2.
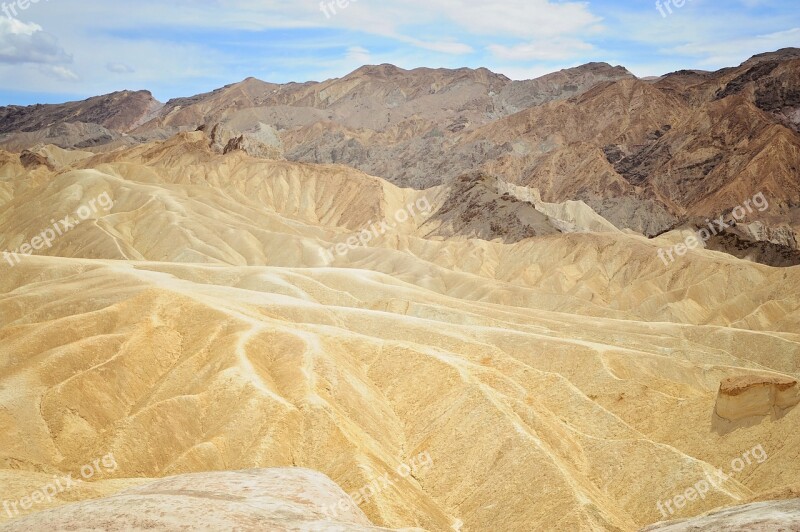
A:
0 90 162 134
18 150 54 171
495 62 635 115
420 172 558 242
208 122 283 159
419 172 621 243
715 375 800 421
641 498 800 531
704 231 800 267
0 469 399 531
0 121 125 151
739 221 800 250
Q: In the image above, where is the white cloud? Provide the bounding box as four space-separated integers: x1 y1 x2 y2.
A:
308 0 598 55
396 37 473 55
0 16 71 64
669 27 800 66
488 38 595 61
418 0 601 39
106 62 135 74
345 46 370 65
40 65 79 81
32 0 596 56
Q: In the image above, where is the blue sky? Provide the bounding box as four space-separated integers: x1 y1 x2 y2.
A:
0 0 797 105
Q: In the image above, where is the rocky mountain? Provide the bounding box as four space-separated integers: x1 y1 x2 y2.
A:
0 53 794 229
2 52 799 262
2 51 799 260
0 90 162 135
0 61 633 157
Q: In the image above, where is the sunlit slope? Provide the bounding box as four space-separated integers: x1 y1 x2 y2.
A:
77 132 435 233
1 256 799 530
1 133 800 530
1 136 799 332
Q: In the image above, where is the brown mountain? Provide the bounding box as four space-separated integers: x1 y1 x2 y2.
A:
0 90 162 135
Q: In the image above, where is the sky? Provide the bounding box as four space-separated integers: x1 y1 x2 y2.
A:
0 0 798 105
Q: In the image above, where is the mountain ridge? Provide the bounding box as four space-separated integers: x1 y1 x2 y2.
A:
1 49 799 261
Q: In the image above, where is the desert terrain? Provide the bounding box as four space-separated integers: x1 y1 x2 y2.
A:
1 49 800 531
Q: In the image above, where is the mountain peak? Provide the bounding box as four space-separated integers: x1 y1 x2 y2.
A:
347 64 407 78
743 47 800 66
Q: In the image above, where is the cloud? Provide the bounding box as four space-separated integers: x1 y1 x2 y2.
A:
1 0 798 102
39 64 79 81
396 37 473 55
0 16 71 64
418 0 601 39
345 46 370 65
106 62 135 73
488 38 595 61
307 0 598 55
669 27 800 66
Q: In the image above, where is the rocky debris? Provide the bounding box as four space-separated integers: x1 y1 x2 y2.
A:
715 61 782 101
705 231 800 267
18 150 54 170
209 122 283 159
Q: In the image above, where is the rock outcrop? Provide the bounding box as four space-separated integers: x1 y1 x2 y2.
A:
715 375 800 421
641 498 800 531
0 469 399 531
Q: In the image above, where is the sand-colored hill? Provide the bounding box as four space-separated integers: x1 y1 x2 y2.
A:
1 135 800 530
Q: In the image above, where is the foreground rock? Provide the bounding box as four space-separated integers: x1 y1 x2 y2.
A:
641 498 800 531
0 469 401 531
